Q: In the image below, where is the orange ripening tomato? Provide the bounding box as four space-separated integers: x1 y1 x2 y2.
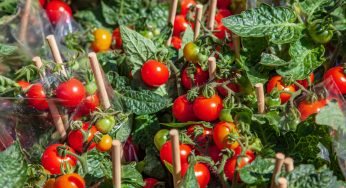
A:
213 121 239 150
92 28 112 52
54 173 85 188
96 134 112 152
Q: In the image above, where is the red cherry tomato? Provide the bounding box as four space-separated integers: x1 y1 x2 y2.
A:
41 144 77 175
181 65 209 89
208 144 221 162
173 15 189 36
172 95 198 122
92 28 112 52
181 162 211 188
187 124 212 144
266 75 296 104
216 79 240 96
17 80 31 90
143 178 159 188
45 1 72 25
54 173 85 188
39 0 46 8
180 0 196 15
214 24 231 40
193 94 223 122
56 78 86 108
160 141 191 165
171 36 182 50
213 121 239 150
215 9 232 24
141 60 170 87
324 66 346 94
77 94 100 115
26 83 49 110
224 150 255 181
112 28 122 49
217 0 231 9
296 73 314 88
298 99 327 121
67 123 97 153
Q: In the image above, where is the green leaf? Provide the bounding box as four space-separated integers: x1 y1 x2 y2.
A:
84 150 112 180
132 114 160 149
260 53 289 67
253 111 281 129
222 4 304 44
316 101 346 134
161 121 210 128
178 25 194 58
238 157 274 185
101 0 141 26
331 6 346 31
120 26 157 71
296 0 335 22
74 10 105 30
242 37 268 63
0 0 18 16
0 141 28 188
116 89 171 115
114 115 133 142
142 148 167 179
0 44 17 56
238 57 269 85
277 37 325 80
285 165 340 188
122 163 145 187
179 161 199 188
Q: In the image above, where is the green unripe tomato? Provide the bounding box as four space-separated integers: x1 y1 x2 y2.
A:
308 20 333 44
96 116 115 134
183 42 200 62
154 129 170 150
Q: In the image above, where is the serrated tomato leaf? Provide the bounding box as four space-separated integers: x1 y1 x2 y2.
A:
179 161 199 188
122 163 145 188
238 157 274 185
0 43 17 56
132 114 160 149
222 4 304 44
316 101 346 134
260 53 289 67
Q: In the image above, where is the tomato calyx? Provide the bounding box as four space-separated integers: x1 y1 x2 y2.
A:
69 121 89 143
202 84 216 98
56 145 88 175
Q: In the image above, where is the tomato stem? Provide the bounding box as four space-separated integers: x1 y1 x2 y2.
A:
65 150 88 176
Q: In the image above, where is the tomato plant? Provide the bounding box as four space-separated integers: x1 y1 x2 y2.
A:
54 173 85 188
26 83 49 111
181 65 209 89
266 75 296 103
96 134 112 152
298 99 327 121
56 78 86 108
67 123 97 153
213 121 239 150
193 94 223 122
141 60 170 87
160 141 191 165
45 1 72 25
91 28 112 52
324 66 346 94
41 144 77 174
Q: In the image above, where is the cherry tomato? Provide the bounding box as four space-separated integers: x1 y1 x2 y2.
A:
68 123 97 153
216 79 240 96
298 99 327 121
144 178 159 188
41 144 77 174
214 24 231 40
193 94 223 122
296 73 314 89
96 134 112 152
56 78 86 108
181 162 211 188
208 144 221 162
172 95 197 122
112 27 122 49
173 15 189 36
324 66 346 94
266 75 296 104
141 60 170 87
77 94 100 115
215 9 232 24
96 116 115 134
213 121 239 150
154 129 170 150
43 178 55 188
181 65 209 89
183 42 200 62
54 173 85 188
217 0 231 9
45 1 72 25
171 36 182 50
39 0 46 8
91 28 112 52
26 83 49 110
17 80 30 90
308 20 334 44
180 0 196 15
160 141 191 165
224 150 255 181
187 124 212 144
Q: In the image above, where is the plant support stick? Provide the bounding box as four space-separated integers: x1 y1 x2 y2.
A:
207 0 217 30
170 129 181 188
271 153 285 188
19 0 32 43
166 0 179 46
88 52 111 109
46 35 67 77
194 4 204 40
277 177 288 188
112 140 122 188
208 57 216 81
255 83 265 114
284 157 294 172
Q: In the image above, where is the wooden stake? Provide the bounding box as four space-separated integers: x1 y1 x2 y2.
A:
284 157 294 172
194 4 203 40
277 177 288 188
255 83 265 114
112 140 122 188
232 34 241 59
166 0 179 46
207 0 217 30
46 35 67 77
32 56 67 139
19 0 32 43
208 57 216 81
88 52 111 109
271 153 285 188
170 129 181 188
